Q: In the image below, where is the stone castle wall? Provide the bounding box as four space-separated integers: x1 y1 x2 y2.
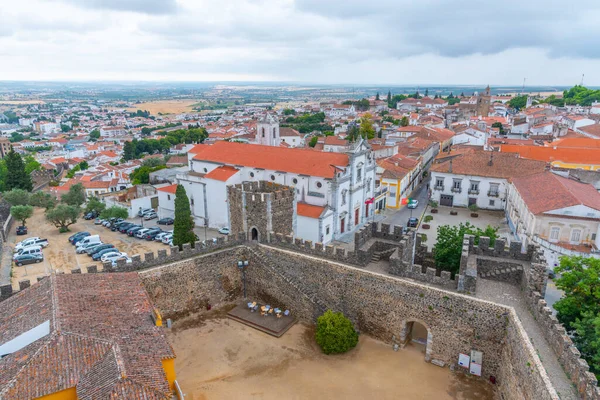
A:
247 244 508 379
228 181 295 241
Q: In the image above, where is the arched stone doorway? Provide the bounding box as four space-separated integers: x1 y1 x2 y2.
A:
251 227 259 241
399 319 433 362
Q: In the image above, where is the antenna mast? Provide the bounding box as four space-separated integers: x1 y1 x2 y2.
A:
581 74 585 86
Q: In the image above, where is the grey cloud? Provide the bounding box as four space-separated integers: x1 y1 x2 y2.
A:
61 0 177 14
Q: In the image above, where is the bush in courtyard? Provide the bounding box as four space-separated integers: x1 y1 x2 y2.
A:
424 215 433 223
468 204 479 212
428 200 438 208
315 310 358 355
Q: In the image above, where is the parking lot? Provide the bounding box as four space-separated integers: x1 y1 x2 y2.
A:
5 208 224 289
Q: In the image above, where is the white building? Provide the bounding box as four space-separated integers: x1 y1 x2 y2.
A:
508 171 600 254
100 126 127 137
429 150 547 210
451 126 488 147
325 104 356 118
161 140 376 244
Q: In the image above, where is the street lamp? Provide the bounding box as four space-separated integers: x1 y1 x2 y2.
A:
237 260 249 299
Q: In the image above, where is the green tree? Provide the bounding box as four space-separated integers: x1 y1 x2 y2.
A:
375 92 380 100
29 191 56 209
46 204 80 232
315 310 359 355
491 122 505 134
123 141 136 161
24 155 42 175
62 183 86 207
400 116 409 127
508 95 528 110
84 197 106 214
359 113 376 139
308 136 319 148
79 161 89 170
142 157 166 168
387 90 391 103
554 256 600 378
5 149 33 191
11 205 34 226
89 129 101 141
66 164 81 178
434 223 499 275
100 205 129 220
173 184 196 249
425 88 429 97
3 188 30 206
60 124 71 133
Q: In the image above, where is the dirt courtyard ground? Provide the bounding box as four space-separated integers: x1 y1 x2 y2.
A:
126 100 199 115
4 209 168 288
168 314 495 400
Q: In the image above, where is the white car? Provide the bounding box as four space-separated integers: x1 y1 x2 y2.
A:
14 237 48 252
101 251 128 263
135 228 150 239
218 227 230 235
161 234 173 244
155 231 173 241
76 242 104 254
112 255 132 267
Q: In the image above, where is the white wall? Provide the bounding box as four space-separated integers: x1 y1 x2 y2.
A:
296 216 320 242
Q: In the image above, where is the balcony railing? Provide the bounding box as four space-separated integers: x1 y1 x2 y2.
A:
488 190 500 197
374 186 388 197
451 187 462 193
468 189 480 195
434 185 444 191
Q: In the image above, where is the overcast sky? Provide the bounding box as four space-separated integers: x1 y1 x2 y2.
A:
1 0 600 85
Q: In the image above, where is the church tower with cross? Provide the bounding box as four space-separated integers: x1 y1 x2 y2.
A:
255 113 280 147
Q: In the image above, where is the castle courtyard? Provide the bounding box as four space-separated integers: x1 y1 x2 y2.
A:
167 313 495 400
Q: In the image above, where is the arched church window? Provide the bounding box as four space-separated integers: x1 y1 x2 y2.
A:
273 127 277 138
262 127 265 137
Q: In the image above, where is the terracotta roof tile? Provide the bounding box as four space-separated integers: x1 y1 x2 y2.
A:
431 151 548 179
512 172 600 214
191 141 349 179
205 165 240 181
297 203 325 218
156 184 178 194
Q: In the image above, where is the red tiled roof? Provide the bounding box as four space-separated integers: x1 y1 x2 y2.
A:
512 172 600 214
297 203 325 218
0 274 173 399
157 184 178 194
499 144 600 165
204 165 240 181
431 151 547 179
191 141 349 179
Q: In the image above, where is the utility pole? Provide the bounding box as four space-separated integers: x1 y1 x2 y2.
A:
581 74 585 86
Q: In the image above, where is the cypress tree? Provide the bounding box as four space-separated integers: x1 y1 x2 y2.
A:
5 148 32 191
173 184 196 249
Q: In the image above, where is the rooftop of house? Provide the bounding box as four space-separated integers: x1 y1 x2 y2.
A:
578 123 600 138
512 171 600 215
0 273 174 399
297 202 326 218
430 150 548 179
499 144 600 165
189 141 350 179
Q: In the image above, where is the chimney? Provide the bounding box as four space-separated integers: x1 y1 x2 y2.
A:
449 159 453 173
488 152 493 166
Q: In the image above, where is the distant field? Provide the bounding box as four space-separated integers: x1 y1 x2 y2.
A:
0 100 45 105
126 100 199 115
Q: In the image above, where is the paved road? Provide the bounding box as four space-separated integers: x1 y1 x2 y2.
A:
383 178 430 228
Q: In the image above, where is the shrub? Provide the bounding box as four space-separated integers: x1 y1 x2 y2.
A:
315 310 358 355
468 204 479 212
424 215 433 223
429 200 438 208
420 234 428 242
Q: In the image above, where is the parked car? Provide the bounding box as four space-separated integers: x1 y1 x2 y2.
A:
143 229 163 240
407 217 419 228
83 212 95 220
16 226 28 235
76 241 104 254
101 251 128 263
112 255 132 267
157 217 174 225
135 228 151 239
15 238 49 252
218 227 230 235
14 253 43 266
75 235 101 251
102 220 112 227
86 243 115 256
144 211 158 220
13 245 43 260
94 218 105 225
161 233 173 244
93 247 122 261
69 232 90 244
155 231 173 241
127 226 144 236
138 208 154 217
118 223 135 233
407 200 419 209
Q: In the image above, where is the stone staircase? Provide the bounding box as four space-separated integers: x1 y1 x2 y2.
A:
248 246 328 314
371 248 398 262
479 265 523 280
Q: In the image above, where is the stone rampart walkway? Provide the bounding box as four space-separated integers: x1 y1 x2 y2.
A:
477 279 578 400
